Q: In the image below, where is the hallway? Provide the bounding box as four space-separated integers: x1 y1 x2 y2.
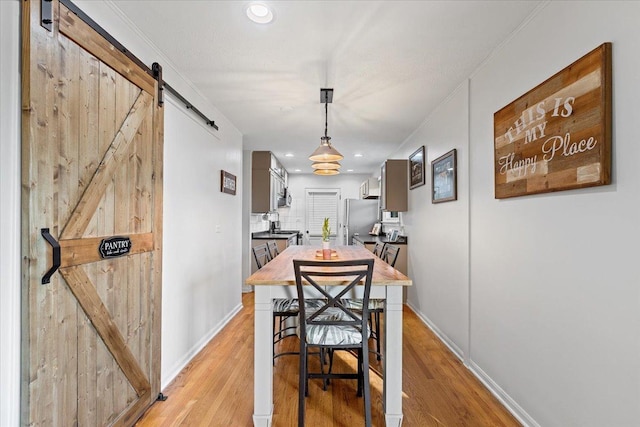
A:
136 292 519 426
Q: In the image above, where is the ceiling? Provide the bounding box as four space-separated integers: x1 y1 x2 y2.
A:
112 1 541 175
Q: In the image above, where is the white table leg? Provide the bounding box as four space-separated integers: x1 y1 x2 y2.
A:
253 287 273 426
384 286 404 426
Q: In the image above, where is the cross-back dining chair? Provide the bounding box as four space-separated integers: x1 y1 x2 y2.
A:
267 239 280 259
252 243 272 269
253 243 299 363
381 244 400 268
372 241 385 257
294 258 375 427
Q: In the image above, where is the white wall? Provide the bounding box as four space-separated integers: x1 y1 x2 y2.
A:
468 2 640 426
0 2 22 425
390 81 471 360
161 96 243 384
391 2 640 426
0 4 244 425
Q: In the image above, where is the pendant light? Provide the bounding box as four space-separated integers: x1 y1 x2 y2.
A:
311 161 341 170
313 168 339 176
309 88 343 164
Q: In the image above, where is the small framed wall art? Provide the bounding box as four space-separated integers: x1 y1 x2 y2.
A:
431 149 457 203
409 145 426 189
370 223 381 236
220 170 237 195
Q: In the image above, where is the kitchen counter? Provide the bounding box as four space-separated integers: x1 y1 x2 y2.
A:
251 230 300 240
353 234 407 245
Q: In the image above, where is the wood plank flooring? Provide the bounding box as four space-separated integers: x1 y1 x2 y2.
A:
135 292 519 426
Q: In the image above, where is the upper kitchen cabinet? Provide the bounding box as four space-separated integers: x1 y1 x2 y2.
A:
252 151 288 213
380 159 408 212
360 177 380 199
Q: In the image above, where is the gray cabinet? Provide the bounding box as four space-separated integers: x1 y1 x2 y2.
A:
252 151 287 213
380 160 408 212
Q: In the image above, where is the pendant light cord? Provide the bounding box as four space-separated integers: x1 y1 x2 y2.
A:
324 101 328 138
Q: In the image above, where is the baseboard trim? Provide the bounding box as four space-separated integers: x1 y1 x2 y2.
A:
405 302 538 427
161 302 243 390
468 361 539 427
405 302 464 361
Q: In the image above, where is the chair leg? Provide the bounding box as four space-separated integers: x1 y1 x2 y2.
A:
375 311 381 361
362 344 372 427
273 315 277 365
356 349 362 397
299 341 306 426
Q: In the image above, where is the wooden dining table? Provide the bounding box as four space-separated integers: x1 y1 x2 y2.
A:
245 245 412 426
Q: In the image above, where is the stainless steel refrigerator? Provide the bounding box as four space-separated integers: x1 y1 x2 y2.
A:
343 198 380 245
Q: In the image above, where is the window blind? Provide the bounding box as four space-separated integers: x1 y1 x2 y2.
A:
306 190 339 237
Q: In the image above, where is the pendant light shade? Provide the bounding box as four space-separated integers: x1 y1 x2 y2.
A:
309 89 343 167
311 160 341 170
309 137 343 162
313 168 340 176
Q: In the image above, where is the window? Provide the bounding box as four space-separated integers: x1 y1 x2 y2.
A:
305 189 340 238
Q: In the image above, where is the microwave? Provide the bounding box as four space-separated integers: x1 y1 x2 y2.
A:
278 188 292 207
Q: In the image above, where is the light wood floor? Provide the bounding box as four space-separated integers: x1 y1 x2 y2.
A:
135 292 519 426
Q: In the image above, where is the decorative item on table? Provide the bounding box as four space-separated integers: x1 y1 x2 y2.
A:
321 217 331 259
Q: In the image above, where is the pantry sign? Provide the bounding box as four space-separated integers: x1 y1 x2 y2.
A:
493 43 611 199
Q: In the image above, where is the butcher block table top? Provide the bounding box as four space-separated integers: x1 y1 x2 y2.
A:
245 245 412 286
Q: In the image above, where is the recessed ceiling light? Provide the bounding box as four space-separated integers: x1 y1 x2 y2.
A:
354 153 363 158
294 169 301 172
347 169 354 172
246 3 273 24
285 153 294 157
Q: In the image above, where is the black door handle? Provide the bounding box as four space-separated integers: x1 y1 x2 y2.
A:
41 228 60 285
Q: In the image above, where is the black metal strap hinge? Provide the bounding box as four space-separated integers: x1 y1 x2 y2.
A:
41 0 53 32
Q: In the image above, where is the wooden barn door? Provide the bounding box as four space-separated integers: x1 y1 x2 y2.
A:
21 1 163 425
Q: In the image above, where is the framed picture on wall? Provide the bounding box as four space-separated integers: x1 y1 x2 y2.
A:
431 149 457 203
370 223 381 236
409 145 425 189
221 170 237 195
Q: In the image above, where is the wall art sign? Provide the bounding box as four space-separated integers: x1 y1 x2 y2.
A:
432 149 457 203
493 43 612 199
99 236 132 259
409 146 426 189
221 170 237 195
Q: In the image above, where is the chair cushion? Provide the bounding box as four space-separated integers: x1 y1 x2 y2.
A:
272 298 299 314
342 298 385 312
299 308 370 346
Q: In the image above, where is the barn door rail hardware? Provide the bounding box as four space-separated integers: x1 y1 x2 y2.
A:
60 0 219 130
41 228 61 285
163 82 219 129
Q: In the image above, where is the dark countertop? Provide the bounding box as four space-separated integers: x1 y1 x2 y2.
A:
353 234 407 245
252 230 300 240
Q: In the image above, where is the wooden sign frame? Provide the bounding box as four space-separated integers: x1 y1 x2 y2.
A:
221 170 237 195
493 43 612 199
